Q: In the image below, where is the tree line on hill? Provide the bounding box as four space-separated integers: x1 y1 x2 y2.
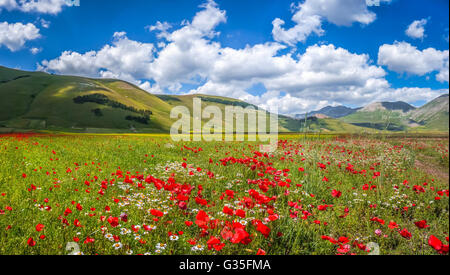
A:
73 93 152 124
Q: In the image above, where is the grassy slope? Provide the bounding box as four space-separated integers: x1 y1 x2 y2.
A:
340 110 414 131
420 112 449 131
321 118 378 133
409 95 449 131
0 66 174 132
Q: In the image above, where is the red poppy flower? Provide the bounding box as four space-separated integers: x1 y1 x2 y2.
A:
338 236 349 244
221 226 234 240
223 206 234 216
150 209 164 217
337 244 351 254
63 208 72 216
255 221 271 238
84 237 95 244
207 236 221 250
178 201 187 210
427 235 449 254
27 237 36 247
399 228 412 239
428 235 443 252
256 248 266 255
235 209 246 218
195 197 208 206
331 190 342 198
388 221 399 229
370 217 385 225
230 227 250 244
35 224 45 232
195 210 210 229
414 220 429 229
213 243 225 251
107 216 119 227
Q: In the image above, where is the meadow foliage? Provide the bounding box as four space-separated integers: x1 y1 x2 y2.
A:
0 133 448 255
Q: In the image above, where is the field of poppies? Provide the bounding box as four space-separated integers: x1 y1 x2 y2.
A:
0 133 448 255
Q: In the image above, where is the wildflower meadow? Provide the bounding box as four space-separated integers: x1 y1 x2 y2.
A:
0 133 448 255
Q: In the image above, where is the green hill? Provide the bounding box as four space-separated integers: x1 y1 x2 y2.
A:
339 98 449 132
339 109 413 131
277 114 375 133
0 65 383 134
408 94 449 131
0 66 176 132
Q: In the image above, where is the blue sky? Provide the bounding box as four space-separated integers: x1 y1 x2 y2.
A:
0 0 448 114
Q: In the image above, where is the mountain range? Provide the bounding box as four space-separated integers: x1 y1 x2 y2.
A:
295 95 448 131
0 65 448 133
295 105 360 119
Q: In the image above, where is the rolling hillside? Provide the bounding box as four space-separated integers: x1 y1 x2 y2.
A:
408 94 449 131
1 66 371 134
339 99 449 131
339 107 416 131
0 66 175 132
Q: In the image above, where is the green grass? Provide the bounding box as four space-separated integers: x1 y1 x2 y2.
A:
339 110 410 131
0 133 448 255
412 112 449 132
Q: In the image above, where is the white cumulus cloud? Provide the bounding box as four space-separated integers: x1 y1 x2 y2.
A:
405 19 428 39
0 0 71 14
378 41 449 83
272 0 379 46
39 31 155 85
0 21 41 51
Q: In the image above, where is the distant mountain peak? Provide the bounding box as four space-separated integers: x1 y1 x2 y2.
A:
294 105 359 119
